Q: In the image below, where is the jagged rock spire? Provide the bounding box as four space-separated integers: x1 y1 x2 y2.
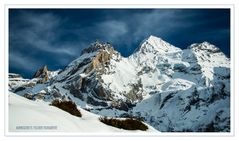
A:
33 65 49 83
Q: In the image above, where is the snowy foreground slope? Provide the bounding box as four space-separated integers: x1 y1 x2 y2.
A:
9 35 230 132
9 92 157 132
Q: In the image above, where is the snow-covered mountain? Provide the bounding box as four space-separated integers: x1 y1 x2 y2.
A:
9 35 230 132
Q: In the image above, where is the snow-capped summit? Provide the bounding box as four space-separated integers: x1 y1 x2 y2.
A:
188 41 229 67
135 35 181 54
189 41 222 54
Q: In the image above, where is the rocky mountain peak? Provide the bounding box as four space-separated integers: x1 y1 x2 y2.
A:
81 41 116 55
33 65 48 77
33 65 49 83
78 41 120 74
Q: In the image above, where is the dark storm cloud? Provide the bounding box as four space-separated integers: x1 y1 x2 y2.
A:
9 9 230 78
10 10 82 56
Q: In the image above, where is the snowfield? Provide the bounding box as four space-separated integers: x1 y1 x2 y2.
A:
8 92 158 133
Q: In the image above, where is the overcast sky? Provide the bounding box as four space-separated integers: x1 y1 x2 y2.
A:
9 9 230 78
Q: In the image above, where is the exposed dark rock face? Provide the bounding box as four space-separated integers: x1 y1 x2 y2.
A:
87 96 108 107
33 65 49 83
33 65 48 78
14 87 26 93
23 93 35 100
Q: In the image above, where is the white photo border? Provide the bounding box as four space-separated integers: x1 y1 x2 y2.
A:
4 4 235 137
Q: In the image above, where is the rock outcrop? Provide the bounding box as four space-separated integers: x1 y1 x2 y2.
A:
33 65 49 83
